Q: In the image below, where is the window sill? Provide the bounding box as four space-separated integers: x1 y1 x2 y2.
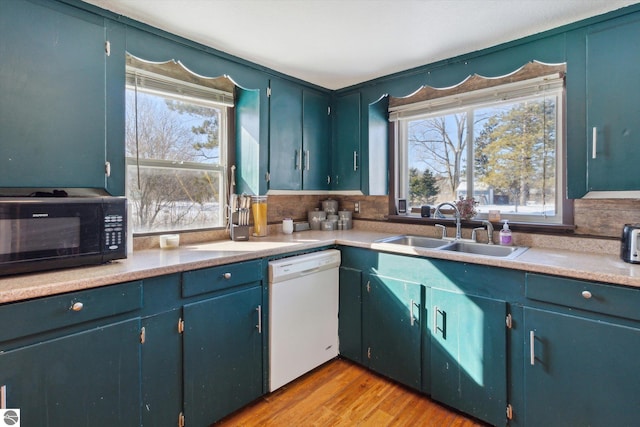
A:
386 214 576 235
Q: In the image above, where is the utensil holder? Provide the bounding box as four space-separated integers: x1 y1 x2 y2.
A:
231 224 250 241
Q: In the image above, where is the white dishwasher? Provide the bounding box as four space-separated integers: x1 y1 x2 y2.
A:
268 249 341 392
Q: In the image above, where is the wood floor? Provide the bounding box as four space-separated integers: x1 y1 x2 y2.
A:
215 358 487 426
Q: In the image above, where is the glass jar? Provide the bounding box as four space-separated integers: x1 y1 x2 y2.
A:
251 195 268 237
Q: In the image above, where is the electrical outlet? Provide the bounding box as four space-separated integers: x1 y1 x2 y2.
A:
354 201 360 213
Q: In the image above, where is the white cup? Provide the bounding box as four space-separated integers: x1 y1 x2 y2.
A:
282 218 293 234
159 234 180 249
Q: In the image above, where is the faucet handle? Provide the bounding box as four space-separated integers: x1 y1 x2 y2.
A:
435 224 447 239
471 227 485 243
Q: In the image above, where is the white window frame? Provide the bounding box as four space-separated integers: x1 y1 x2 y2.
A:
390 73 565 224
125 66 232 234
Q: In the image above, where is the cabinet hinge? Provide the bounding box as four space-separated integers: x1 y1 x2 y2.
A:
105 40 111 56
505 313 512 329
140 326 146 344
506 404 513 420
327 175 331 185
178 411 185 427
105 161 111 177
367 347 371 359
265 171 271 182
178 318 185 334
267 87 271 98
366 281 371 293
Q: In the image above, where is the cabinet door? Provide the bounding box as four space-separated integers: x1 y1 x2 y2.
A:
332 92 361 190
141 309 183 427
338 266 363 363
0 318 141 427
302 89 331 190
524 307 640 427
586 18 640 191
269 78 302 190
363 273 422 390
183 285 263 425
430 289 508 427
0 0 108 189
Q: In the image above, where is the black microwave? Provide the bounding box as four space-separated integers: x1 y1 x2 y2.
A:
0 197 127 276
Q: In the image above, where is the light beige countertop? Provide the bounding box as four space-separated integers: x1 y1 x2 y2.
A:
1 229 639 304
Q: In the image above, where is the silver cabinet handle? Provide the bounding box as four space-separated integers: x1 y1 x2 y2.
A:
70 302 84 312
582 290 592 299
592 127 597 159
1 384 6 409
223 272 231 279
530 330 536 365
256 305 262 333
433 305 438 333
295 149 302 170
353 151 358 171
410 299 415 326
305 150 310 170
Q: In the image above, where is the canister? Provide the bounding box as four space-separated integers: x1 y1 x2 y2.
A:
308 209 327 230
251 195 268 236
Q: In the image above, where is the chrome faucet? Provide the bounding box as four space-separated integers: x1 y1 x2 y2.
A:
482 220 494 244
435 202 461 240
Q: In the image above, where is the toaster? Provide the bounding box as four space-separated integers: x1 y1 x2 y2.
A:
621 224 640 264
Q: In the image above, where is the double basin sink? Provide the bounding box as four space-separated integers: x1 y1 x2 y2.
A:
374 235 528 259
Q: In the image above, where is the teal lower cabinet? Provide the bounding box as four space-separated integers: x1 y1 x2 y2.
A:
522 272 640 427
523 308 640 427
363 273 424 390
429 289 508 427
141 309 183 427
338 266 363 363
183 285 263 426
0 318 142 427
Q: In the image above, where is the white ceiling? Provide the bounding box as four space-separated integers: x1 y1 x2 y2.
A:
83 0 638 90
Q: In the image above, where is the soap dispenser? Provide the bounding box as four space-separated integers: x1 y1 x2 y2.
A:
499 220 512 246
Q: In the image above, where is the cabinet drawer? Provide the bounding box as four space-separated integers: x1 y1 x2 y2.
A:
182 259 262 297
0 281 143 343
526 273 640 321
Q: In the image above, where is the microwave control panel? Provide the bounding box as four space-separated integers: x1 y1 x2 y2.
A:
104 213 124 251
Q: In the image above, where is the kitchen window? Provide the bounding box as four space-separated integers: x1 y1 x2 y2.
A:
390 65 565 224
125 56 234 234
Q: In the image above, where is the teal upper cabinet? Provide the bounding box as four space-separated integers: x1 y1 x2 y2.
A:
567 14 640 197
585 16 640 193
302 89 331 190
332 92 361 190
0 0 124 194
268 78 330 190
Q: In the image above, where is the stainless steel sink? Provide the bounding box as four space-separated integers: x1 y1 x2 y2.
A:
440 241 528 259
374 235 528 259
374 235 451 249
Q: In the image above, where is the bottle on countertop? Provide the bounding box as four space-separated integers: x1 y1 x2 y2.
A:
499 220 512 246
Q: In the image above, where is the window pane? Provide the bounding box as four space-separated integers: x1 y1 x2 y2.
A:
126 90 222 164
473 97 556 217
127 165 223 233
407 112 467 209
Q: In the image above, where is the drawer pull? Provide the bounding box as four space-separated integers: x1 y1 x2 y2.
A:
70 302 84 312
223 272 232 279
581 290 592 299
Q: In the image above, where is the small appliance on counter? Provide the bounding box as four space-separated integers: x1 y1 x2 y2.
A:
0 194 127 276
621 224 640 264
